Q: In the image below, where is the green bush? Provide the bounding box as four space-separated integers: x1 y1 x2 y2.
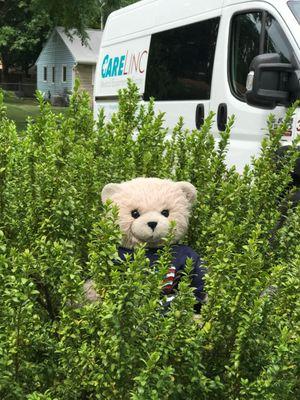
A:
0 80 299 399
1 90 19 103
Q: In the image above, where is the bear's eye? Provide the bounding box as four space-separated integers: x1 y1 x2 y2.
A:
161 209 169 217
131 209 140 219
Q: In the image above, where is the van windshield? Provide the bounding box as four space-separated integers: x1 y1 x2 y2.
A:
288 1 300 24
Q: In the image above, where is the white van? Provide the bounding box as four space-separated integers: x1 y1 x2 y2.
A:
94 0 300 171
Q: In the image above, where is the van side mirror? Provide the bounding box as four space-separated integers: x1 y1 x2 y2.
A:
245 53 300 108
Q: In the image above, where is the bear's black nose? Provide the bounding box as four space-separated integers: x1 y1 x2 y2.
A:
147 221 158 231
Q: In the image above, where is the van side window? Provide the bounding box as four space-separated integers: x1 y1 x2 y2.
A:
230 12 262 99
264 14 293 64
230 11 293 100
144 18 220 101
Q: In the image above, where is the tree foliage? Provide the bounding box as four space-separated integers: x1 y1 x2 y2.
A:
0 0 52 75
0 81 299 399
0 0 138 74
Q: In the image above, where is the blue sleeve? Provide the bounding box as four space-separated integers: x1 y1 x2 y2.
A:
191 256 207 313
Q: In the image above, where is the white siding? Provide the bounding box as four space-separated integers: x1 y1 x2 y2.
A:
36 31 75 98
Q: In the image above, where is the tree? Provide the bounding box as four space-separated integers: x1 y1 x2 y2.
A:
32 0 102 41
0 0 139 77
98 0 138 29
32 0 139 38
0 0 52 77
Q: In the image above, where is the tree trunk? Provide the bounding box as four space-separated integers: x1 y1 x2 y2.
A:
1 58 10 83
24 64 30 78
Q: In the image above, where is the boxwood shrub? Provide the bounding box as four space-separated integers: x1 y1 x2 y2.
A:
0 81 299 399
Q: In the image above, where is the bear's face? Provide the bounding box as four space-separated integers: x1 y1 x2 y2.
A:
101 178 196 248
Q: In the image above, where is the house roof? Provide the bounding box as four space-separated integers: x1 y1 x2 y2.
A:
56 27 103 64
35 27 101 66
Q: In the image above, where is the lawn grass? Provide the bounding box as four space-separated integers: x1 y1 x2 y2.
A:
4 97 68 131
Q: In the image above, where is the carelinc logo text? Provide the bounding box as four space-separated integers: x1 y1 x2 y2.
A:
101 50 148 78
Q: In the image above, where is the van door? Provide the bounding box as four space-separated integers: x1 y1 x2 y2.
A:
143 15 221 130
210 2 300 171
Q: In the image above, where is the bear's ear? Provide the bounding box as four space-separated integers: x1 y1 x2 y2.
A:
176 181 197 205
101 183 121 203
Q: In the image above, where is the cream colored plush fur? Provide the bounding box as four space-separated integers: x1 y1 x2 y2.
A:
101 177 197 248
84 177 197 301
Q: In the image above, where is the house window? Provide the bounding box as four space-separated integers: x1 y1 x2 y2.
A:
52 66 55 83
43 66 47 82
62 65 67 82
144 17 220 101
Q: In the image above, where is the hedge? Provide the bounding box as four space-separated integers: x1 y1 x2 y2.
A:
0 81 299 399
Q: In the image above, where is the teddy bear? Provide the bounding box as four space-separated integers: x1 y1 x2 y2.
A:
84 177 206 312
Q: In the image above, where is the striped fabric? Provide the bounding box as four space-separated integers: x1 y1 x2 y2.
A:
162 266 176 294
